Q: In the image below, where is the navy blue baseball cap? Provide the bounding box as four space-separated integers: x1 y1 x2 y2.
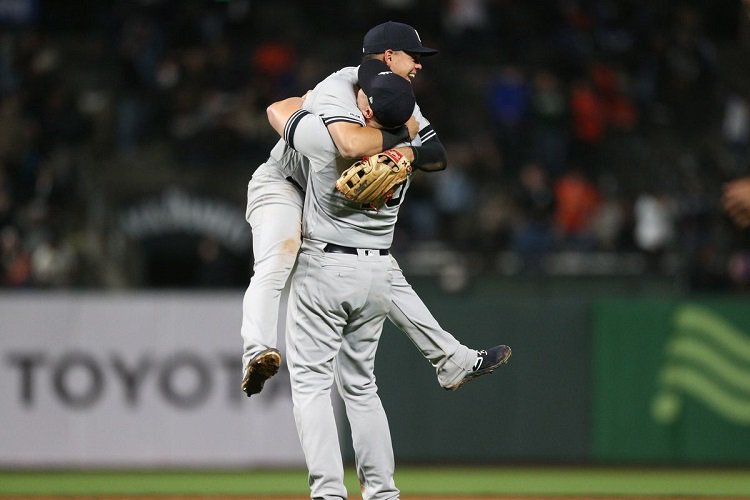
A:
362 21 438 56
358 59 415 129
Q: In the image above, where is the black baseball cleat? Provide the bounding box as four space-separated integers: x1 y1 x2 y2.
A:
446 344 512 391
241 348 282 397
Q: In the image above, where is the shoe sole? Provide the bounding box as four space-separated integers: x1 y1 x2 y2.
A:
241 349 281 397
446 346 512 391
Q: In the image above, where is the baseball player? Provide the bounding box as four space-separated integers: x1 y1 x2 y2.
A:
241 22 512 397
271 61 415 500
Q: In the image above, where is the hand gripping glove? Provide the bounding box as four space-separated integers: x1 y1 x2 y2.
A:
335 149 412 207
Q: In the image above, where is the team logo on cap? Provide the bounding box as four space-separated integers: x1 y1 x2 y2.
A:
414 29 422 42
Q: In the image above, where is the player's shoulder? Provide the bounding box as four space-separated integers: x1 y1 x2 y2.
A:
307 65 362 125
320 66 358 88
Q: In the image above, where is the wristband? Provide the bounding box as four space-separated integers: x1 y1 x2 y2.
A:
410 145 420 166
410 140 447 171
380 126 409 150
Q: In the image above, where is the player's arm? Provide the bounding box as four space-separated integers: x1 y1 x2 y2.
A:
313 76 416 159
327 120 416 159
266 96 305 137
328 103 445 170
402 103 447 172
269 93 417 166
408 131 447 171
266 97 382 163
267 97 337 169
330 121 445 170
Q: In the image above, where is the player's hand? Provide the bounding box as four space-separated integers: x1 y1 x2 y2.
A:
722 177 750 228
405 116 419 140
393 146 414 163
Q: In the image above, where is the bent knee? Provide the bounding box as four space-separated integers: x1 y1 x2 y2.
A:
280 236 301 256
253 252 297 285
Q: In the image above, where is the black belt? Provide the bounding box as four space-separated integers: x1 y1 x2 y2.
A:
324 243 389 256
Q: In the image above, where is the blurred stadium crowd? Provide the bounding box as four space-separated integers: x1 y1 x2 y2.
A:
1 0 749 291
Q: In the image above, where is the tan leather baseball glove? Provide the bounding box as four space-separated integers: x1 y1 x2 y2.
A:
335 149 412 207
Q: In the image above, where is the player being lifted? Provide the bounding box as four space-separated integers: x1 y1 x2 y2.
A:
240 21 511 397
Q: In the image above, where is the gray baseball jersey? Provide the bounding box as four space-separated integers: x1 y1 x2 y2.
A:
290 65 431 248
284 107 410 249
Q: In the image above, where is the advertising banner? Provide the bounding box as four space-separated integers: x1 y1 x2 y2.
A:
593 299 750 464
0 293 304 468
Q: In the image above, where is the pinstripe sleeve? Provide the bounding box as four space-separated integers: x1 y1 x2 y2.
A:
283 109 310 150
286 112 338 172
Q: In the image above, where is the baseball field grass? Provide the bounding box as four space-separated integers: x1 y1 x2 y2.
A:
1 466 750 498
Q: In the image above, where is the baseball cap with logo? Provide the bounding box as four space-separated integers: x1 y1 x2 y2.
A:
362 21 438 56
358 59 415 129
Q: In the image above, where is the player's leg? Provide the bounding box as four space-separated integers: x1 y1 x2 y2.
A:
386 256 511 390
240 177 303 396
334 256 398 500
285 247 349 499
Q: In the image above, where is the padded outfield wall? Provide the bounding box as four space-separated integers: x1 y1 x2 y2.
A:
0 293 305 468
1 279 749 467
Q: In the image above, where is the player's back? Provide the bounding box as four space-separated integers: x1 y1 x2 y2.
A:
290 63 429 248
283 108 409 250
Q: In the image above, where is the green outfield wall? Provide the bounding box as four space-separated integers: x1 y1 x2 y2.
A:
372 288 592 463
592 299 750 464
348 277 750 466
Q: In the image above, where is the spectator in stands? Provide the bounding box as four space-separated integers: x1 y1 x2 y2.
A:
0 1 746 288
511 162 555 269
568 78 606 176
1 225 32 287
432 143 478 250
30 229 78 287
553 166 602 250
722 91 750 174
529 68 568 178
633 189 677 273
487 64 530 176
